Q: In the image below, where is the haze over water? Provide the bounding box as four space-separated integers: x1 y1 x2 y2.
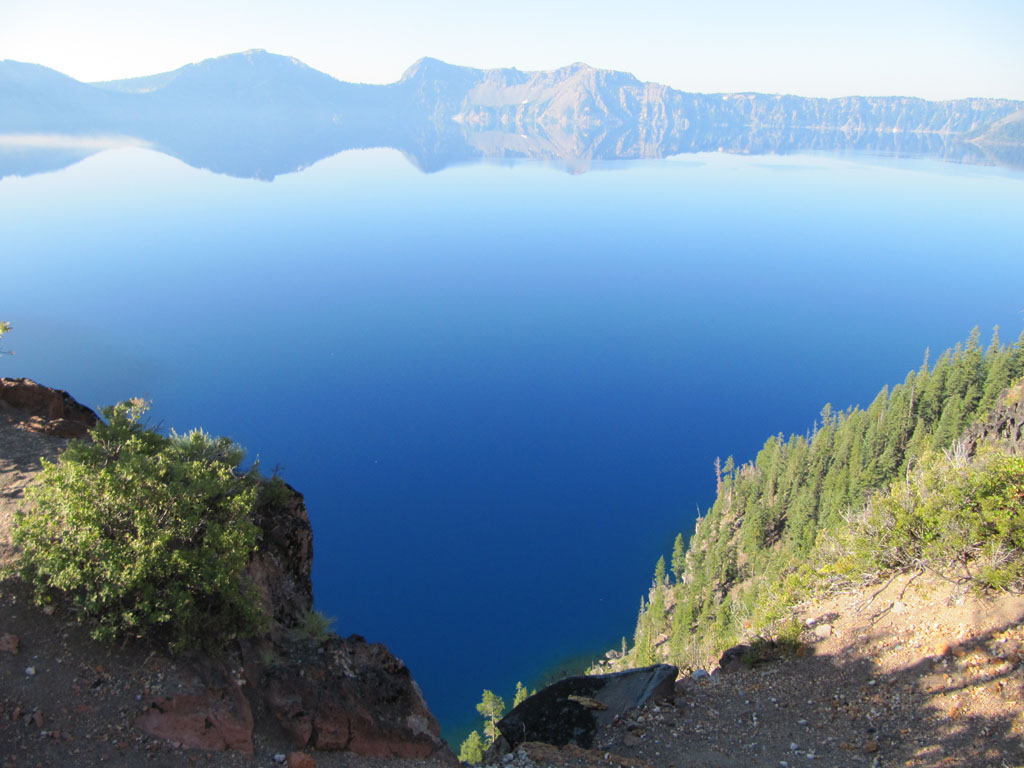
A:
3 144 1024 739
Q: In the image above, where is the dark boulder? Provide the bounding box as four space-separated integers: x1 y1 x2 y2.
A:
496 664 677 750
718 643 753 673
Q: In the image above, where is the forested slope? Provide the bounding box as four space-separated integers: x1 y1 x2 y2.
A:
616 327 1024 672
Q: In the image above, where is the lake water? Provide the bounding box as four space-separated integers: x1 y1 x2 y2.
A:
3 146 1023 742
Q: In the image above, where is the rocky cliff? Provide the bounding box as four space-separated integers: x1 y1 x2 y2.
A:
0 378 454 764
963 381 1024 456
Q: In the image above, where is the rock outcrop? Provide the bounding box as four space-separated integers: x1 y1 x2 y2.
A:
254 634 448 758
135 658 255 754
239 480 452 760
963 381 1024 456
0 378 451 761
0 377 97 438
246 481 315 633
493 664 677 752
138 473 452 760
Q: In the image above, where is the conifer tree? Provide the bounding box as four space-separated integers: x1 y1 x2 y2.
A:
671 533 686 582
1012 331 1024 381
459 731 485 763
980 329 1013 414
513 681 529 708
654 555 666 587
476 690 505 743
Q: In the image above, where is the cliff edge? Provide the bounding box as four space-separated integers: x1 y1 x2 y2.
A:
0 378 454 767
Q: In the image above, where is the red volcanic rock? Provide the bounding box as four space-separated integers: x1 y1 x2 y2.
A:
0 633 19 655
258 634 450 760
287 752 316 768
135 663 254 754
0 378 97 438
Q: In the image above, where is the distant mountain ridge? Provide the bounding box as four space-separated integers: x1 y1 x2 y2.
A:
2 49 1023 179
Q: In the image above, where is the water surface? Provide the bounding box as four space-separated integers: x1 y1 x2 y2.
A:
3 147 1023 740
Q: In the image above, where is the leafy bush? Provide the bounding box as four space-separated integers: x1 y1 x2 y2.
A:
458 730 484 763
850 446 1024 591
13 399 266 651
292 608 336 644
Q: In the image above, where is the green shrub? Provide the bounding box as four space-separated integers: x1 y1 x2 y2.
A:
13 399 266 651
458 730 484 763
851 446 1024 591
293 608 336 644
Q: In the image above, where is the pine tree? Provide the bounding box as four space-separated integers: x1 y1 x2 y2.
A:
932 396 965 449
632 596 656 665
654 555 667 587
668 589 692 665
513 681 529 708
1011 330 1024 381
980 328 1013 414
459 731 485 763
649 578 667 636
476 690 506 743
671 533 686 582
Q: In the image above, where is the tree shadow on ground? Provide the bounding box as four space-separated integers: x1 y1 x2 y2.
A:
787 614 1024 767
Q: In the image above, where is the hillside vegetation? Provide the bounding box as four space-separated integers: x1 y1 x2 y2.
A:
617 327 1024 673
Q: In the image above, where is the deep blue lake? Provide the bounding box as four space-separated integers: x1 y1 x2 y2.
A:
3 146 1023 742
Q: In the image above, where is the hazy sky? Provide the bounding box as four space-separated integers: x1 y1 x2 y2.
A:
3 0 1022 100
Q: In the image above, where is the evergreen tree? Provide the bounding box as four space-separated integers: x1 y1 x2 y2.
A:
980 328 1013 413
459 731 485 763
618 328 1021 678
513 681 529 708
668 591 691 665
476 690 505 743
671 533 686 581
932 396 965 449
653 555 667 587
1012 330 1024 381
632 596 656 665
